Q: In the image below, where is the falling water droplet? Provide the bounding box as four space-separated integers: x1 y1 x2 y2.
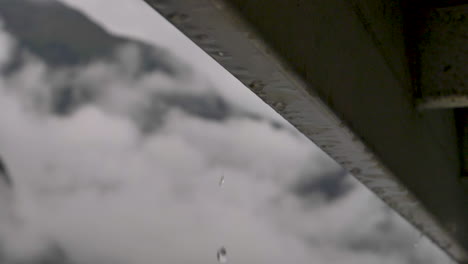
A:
219 175 225 187
217 247 227 263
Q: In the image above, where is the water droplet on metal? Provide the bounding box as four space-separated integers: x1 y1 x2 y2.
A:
217 247 227 263
248 80 264 92
272 101 286 111
217 51 225 56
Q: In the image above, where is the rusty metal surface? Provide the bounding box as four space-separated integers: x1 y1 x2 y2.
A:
143 0 468 262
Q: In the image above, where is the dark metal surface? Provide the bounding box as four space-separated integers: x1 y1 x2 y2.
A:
407 0 468 8
413 5 468 109
456 109 468 182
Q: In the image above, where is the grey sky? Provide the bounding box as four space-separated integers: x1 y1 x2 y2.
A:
0 0 455 263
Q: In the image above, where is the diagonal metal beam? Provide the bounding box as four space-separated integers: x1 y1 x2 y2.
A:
143 0 468 262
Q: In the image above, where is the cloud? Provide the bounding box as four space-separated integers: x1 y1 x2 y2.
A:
57 0 286 123
0 3 455 264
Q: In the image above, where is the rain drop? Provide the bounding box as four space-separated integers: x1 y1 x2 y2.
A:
219 175 225 187
217 247 227 263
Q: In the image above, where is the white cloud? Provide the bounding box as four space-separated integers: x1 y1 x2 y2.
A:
57 0 285 122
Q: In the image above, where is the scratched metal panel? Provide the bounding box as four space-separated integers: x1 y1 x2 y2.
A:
143 0 468 262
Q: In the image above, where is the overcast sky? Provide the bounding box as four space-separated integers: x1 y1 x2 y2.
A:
0 0 455 263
